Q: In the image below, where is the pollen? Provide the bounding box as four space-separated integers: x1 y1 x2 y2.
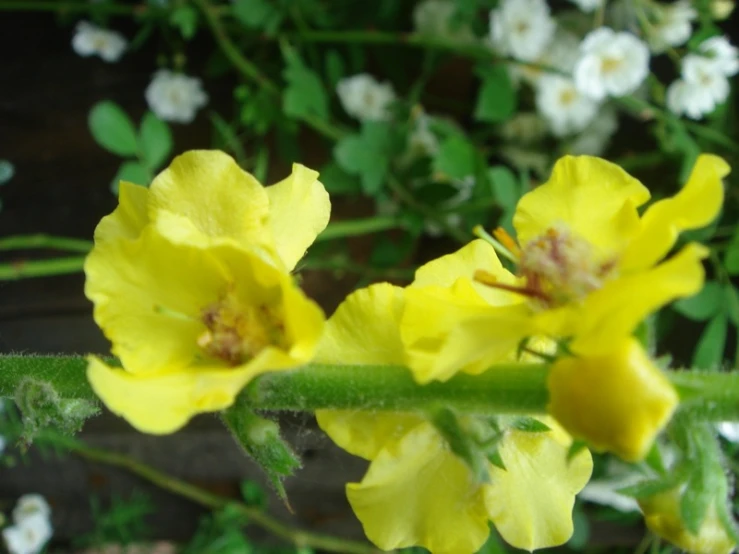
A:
197 291 287 366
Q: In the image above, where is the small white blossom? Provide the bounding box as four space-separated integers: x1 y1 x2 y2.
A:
413 0 474 42
536 75 599 136
574 27 650 100
336 74 396 121
567 0 604 12
568 108 619 156
699 35 739 76
407 109 439 157
499 113 548 144
489 0 555 61
718 422 739 442
145 70 208 124
515 29 580 85
648 0 697 53
667 55 730 119
3 514 52 554
12 495 51 524
71 21 127 62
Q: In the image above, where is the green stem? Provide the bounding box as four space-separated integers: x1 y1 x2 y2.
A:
0 256 86 280
387 175 470 244
316 216 403 242
671 371 739 420
0 234 92 253
54 436 381 554
244 363 550 414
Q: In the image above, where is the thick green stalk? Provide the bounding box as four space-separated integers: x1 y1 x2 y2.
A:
244 363 550 414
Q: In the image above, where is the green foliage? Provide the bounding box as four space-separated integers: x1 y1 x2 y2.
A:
233 0 284 34
334 121 401 195
474 65 516 123
223 401 301 503
14 377 100 442
89 101 139 157
673 281 723 321
433 135 477 181
110 161 150 194
139 112 174 171
282 46 329 122
170 5 199 39
75 491 155 548
692 313 727 369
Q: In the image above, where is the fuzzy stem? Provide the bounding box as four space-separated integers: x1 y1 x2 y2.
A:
0 234 93 253
0 256 86 280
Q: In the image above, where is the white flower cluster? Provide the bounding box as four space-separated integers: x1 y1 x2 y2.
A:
145 70 209 124
72 21 127 62
2 495 53 554
336 74 397 121
412 0 474 43
667 36 739 119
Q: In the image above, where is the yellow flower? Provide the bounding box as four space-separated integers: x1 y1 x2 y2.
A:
316 284 592 553
85 151 329 433
400 154 727 460
639 489 736 554
547 338 678 461
402 154 728 380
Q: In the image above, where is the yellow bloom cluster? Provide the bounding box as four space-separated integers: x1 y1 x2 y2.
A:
84 151 330 433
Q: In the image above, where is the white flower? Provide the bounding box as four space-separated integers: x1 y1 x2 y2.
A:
3 514 52 554
699 35 739 76
536 75 599 136
413 0 474 42
515 28 581 85
567 0 604 12
499 113 548 144
568 107 619 155
336 74 396 121
649 0 697 53
574 27 650 100
71 21 127 62
718 422 739 442
489 0 555 61
667 55 730 119
145 70 208 124
12 495 51 524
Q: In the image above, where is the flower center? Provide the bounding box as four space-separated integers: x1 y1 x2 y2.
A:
600 56 623 74
197 291 286 366
559 87 578 107
518 224 615 308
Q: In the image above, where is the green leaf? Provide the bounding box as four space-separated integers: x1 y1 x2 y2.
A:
724 228 739 275
88 101 139 157
232 0 283 33
511 417 550 433
282 48 329 122
673 281 723 321
724 285 739 326
692 313 727 369
139 112 173 171
169 5 198 39
319 162 362 195
487 165 518 211
334 121 399 195
618 478 678 499
239 480 266 509
0 160 14 185
431 407 490 484
433 135 477 181
474 65 516 123
111 161 151 195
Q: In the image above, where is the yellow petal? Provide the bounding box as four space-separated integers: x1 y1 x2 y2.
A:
346 422 490 554
514 156 649 257
621 154 729 271
402 281 533 383
266 163 331 270
411 239 521 306
317 282 406 365
571 243 708 354
94 181 150 243
87 356 254 434
148 150 273 249
639 489 736 554
316 411 425 460
548 338 678 462
84 226 226 373
486 420 593 551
